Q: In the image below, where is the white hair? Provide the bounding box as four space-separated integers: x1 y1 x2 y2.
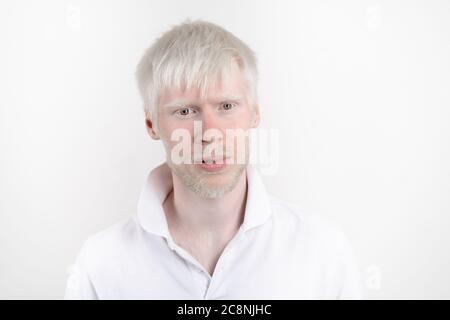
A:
135 18 259 132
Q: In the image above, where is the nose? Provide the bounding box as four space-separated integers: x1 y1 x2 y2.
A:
200 109 224 143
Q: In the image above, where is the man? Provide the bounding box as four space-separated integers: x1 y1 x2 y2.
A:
64 19 363 299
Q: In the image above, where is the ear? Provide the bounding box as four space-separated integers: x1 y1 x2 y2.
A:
251 105 261 128
145 118 160 140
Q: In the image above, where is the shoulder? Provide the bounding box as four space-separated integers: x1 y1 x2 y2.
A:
87 215 138 245
76 215 142 269
267 195 361 282
268 196 363 299
268 195 348 246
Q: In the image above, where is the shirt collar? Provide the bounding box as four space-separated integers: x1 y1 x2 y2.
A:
136 162 273 238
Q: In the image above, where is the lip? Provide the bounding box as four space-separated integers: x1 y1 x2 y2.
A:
195 157 230 172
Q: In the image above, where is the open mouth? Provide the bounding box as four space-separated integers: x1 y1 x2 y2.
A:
202 159 218 164
197 157 228 172
201 157 229 164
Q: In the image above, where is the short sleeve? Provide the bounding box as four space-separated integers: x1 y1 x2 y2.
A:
336 229 364 299
64 239 98 300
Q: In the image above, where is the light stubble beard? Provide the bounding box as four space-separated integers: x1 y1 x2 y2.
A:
166 159 247 199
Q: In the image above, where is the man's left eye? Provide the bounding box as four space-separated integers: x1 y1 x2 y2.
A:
222 103 235 110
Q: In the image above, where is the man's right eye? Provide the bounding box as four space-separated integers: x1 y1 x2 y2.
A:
174 107 196 118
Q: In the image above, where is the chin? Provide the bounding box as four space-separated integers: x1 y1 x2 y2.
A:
168 161 246 198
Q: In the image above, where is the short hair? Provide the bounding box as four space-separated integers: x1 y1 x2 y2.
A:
135 18 259 131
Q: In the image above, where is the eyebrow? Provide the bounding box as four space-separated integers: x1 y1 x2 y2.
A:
162 94 244 108
162 99 191 108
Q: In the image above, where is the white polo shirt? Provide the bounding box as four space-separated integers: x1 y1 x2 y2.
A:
64 163 363 299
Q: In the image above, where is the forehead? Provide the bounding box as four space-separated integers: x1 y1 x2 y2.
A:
159 60 249 106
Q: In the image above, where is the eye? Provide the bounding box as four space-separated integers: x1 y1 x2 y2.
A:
174 107 196 118
222 102 236 111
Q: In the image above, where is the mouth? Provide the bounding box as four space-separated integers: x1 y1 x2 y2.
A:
196 157 229 172
201 158 220 164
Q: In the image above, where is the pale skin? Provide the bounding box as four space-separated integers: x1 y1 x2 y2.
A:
145 60 260 276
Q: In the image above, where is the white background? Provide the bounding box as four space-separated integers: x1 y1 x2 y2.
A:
1 0 449 299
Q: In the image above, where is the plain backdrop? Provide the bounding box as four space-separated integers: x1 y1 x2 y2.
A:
1 0 449 299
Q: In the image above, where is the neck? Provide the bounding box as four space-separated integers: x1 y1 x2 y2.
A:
164 169 248 241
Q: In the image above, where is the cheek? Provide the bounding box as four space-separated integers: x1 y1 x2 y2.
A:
228 110 255 130
158 119 194 146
